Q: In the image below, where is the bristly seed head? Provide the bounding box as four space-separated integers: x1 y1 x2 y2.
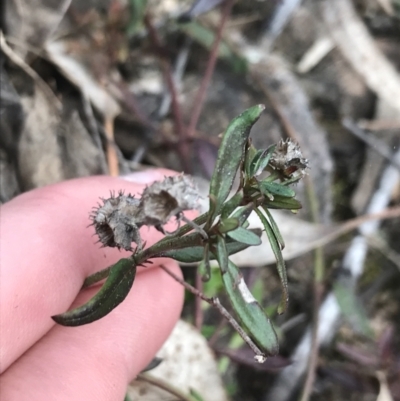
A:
90 175 201 251
90 191 142 251
269 139 308 179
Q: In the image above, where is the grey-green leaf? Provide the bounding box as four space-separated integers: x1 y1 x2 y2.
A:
221 191 244 220
140 357 163 373
263 195 302 210
227 227 262 245
208 105 265 222
161 233 261 263
52 258 136 326
249 145 276 177
217 253 279 355
255 208 288 314
219 218 240 233
230 203 254 226
262 206 285 249
259 181 296 198
244 142 258 176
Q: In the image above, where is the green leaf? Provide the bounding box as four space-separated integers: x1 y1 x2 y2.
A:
249 145 276 177
161 233 261 263
199 243 211 281
259 181 296 198
244 142 258 176
141 232 204 261
221 191 244 219
230 203 254 226
255 208 288 314
227 227 262 245
216 234 229 274
208 105 265 224
215 239 278 355
333 281 373 338
219 218 240 233
263 195 302 210
262 207 285 249
52 258 136 326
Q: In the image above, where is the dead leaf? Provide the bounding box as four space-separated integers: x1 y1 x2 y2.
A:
4 0 72 59
45 40 120 119
322 0 400 114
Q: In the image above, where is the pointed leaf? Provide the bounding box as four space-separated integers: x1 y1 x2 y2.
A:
161 233 261 263
208 105 265 222
247 149 265 176
230 203 254 226
52 258 136 326
144 232 204 260
140 357 163 373
263 195 302 210
259 181 296 198
262 206 285 249
249 145 276 177
255 208 288 314
227 227 262 245
216 249 278 355
252 145 276 176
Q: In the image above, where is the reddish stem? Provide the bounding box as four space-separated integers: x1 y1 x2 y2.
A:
194 269 204 329
186 0 234 138
144 14 190 172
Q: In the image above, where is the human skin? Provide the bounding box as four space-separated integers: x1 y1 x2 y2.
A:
0 170 190 400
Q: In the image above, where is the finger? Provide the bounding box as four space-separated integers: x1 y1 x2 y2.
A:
0 170 194 371
0 260 184 400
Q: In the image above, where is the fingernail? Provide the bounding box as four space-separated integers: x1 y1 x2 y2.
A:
120 170 163 184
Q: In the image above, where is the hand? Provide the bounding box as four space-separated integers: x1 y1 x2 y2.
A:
0 170 188 400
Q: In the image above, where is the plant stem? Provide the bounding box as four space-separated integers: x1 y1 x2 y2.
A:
162 212 209 239
159 264 266 362
181 214 208 239
194 268 204 330
83 215 209 288
144 14 190 172
299 175 325 401
137 373 198 401
186 0 234 138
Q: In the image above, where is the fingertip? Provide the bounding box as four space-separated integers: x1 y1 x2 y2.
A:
0 261 184 400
